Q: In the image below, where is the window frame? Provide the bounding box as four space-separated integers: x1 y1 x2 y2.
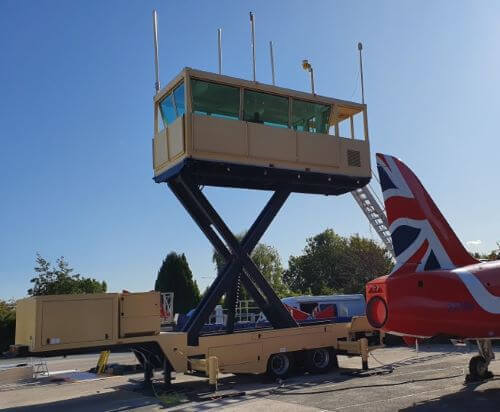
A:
190 77 241 120
172 81 186 118
242 88 290 129
158 80 186 129
159 93 176 127
291 97 332 135
183 72 359 137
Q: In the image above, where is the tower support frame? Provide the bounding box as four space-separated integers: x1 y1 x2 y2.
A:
168 171 298 346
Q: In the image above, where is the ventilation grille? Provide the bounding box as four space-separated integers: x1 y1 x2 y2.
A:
347 150 361 167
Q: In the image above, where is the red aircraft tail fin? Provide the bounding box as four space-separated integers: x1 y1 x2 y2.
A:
376 153 478 274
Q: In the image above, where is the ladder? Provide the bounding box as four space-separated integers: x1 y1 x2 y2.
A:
351 185 395 258
32 359 49 378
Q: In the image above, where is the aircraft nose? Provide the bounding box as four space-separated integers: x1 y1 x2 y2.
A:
366 296 388 329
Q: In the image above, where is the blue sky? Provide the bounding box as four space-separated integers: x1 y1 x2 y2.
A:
1 1 499 300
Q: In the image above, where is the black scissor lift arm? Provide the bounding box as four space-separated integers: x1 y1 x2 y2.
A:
168 171 297 346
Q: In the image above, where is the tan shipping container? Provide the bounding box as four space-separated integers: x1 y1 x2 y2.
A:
16 293 119 353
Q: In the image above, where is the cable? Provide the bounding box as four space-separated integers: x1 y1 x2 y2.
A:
371 168 381 185
267 350 470 397
367 183 385 211
369 351 393 369
368 344 469 370
368 349 425 368
272 372 465 396
348 70 361 100
136 345 162 366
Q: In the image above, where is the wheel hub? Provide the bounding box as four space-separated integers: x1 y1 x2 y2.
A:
271 354 289 374
312 349 330 368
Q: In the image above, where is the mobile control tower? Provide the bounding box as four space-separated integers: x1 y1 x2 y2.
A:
153 68 372 346
14 17 382 387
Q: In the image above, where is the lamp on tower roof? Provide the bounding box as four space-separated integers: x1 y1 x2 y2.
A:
302 59 315 95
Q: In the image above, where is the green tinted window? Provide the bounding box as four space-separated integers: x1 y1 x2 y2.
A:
191 79 240 119
159 94 176 126
292 99 331 134
243 90 289 128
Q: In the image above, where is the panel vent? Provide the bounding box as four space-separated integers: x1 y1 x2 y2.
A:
347 150 361 167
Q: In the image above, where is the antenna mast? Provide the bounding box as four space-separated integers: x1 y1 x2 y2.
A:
358 42 365 104
152 10 161 93
269 41 276 85
250 12 256 81
217 28 222 74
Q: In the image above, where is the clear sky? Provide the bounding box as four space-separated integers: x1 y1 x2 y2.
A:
1 1 499 300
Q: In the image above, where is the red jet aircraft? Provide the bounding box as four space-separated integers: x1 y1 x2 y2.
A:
366 153 500 380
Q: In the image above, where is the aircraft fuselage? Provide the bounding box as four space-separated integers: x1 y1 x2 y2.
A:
366 261 500 339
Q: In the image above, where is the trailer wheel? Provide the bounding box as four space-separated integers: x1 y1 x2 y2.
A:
306 348 336 374
267 353 294 379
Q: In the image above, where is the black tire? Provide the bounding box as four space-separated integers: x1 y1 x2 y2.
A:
469 355 488 380
267 353 294 379
306 347 337 374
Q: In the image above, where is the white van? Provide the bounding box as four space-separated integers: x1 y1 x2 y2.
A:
281 294 366 319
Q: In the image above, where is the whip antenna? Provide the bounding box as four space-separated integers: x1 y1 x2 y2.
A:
152 10 161 93
217 28 222 74
269 41 276 85
250 12 256 81
358 42 365 104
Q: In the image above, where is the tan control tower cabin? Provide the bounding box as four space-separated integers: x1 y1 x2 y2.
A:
15 17 381 386
153 68 370 193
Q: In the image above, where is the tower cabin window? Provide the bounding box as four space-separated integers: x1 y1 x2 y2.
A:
191 79 240 120
292 99 331 134
243 90 289 128
159 81 185 128
160 94 176 126
173 83 185 117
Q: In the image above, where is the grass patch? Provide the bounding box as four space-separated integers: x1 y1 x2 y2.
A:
156 391 188 407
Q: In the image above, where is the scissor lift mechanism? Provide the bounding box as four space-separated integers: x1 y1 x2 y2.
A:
169 172 297 346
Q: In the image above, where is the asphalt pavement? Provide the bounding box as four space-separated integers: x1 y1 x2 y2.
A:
2 344 500 411
0 352 137 373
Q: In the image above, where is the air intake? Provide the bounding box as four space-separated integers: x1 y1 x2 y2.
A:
347 150 361 167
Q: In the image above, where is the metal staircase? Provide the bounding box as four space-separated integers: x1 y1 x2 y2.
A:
351 185 395 258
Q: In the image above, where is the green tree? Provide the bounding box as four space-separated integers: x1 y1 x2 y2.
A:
155 252 201 314
284 229 393 295
251 244 290 297
471 242 500 261
212 238 291 299
487 242 500 260
0 300 16 352
28 254 107 296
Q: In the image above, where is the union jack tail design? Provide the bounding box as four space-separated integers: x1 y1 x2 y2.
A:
376 153 478 275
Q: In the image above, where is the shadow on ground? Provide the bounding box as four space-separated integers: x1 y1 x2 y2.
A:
0 389 163 412
401 381 500 411
0 373 276 412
